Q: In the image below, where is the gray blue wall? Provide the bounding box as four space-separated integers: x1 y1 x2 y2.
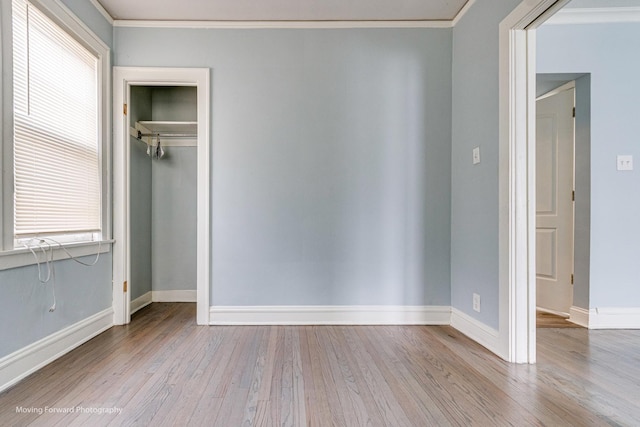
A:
0 0 113 360
537 22 640 308
150 86 197 293
129 86 153 300
451 0 522 329
114 27 453 306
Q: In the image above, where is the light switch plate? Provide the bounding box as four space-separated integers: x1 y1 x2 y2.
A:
617 155 633 171
472 147 480 165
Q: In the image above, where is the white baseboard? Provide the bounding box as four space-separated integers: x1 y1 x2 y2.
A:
131 291 153 314
209 305 451 325
450 308 502 357
589 307 640 329
569 306 589 328
152 290 197 303
0 308 113 393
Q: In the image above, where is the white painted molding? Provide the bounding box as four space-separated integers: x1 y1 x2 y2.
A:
153 290 197 303
113 19 453 29
112 67 210 326
545 7 640 25
131 291 152 314
0 308 113 393
450 308 503 359
498 0 571 364
588 307 640 329
451 0 475 26
209 305 451 325
89 0 115 25
0 240 112 271
569 306 589 328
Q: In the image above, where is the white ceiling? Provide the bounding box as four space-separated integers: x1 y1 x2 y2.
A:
96 0 470 22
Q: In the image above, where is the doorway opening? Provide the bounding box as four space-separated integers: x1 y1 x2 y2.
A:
128 85 198 315
112 67 210 326
536 75 591 327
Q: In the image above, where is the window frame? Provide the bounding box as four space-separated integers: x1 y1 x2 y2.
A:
0 0 111 270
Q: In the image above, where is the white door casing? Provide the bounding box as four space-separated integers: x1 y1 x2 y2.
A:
112 67 210 326
536 85 575 315
498 0 572 363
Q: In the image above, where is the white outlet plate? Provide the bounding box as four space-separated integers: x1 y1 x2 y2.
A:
617 155 633 171
472 147 480 165
473 293 481 312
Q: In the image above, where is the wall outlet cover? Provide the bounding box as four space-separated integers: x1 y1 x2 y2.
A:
617 155 633 171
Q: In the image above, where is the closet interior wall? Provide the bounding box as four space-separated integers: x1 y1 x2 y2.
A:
129 86 198 304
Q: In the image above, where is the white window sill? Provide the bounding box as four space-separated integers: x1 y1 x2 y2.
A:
0 240 114 271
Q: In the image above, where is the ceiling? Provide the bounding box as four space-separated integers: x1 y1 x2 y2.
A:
95 0 470 22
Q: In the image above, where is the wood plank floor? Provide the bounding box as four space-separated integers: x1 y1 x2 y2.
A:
536 310 583 328
1 303 639 426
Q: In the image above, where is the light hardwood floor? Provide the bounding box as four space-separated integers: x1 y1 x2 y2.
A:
1 303 639 426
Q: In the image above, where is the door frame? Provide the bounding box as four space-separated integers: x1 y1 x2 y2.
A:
497 0 572 363
112 67 210 325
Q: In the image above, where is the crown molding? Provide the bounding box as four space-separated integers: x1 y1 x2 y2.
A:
452 0 475 26
113 19 454 29
545 6 640 25
90 0 114 25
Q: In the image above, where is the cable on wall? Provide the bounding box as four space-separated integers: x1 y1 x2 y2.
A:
24 238 102 312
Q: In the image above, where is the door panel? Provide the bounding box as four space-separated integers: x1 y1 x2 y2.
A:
536 87 575 315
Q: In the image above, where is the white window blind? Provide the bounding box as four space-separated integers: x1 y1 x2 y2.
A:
12 0 101 239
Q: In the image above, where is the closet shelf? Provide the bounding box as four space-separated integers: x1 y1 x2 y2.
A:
136 121 197 137
130 121 198 147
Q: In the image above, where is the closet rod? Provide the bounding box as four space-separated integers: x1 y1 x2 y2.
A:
137 130 196 139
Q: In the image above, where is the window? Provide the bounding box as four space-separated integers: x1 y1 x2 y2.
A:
10 0 108 246
0 0 110 267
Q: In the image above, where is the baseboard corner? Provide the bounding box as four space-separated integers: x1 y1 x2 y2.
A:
0 308 113 393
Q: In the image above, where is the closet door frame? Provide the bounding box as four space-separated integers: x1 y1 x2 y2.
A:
112 67 211 325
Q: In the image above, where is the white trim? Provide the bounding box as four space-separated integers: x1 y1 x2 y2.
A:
498 0 573 364
545 7 640 25
152 290 197 303
0 308 113 393
209 305 451 325
30 0 109 52
450 308 502 357
536 80 575 101
112 19 453 29
584 307 640 329
0 240 112 271
89 0 114 25
112 67 210 327
130 291 152 314
569 305 589 328
451 0 476 26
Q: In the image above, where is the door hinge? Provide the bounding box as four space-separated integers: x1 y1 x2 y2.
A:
123 103 127 115
123 281 128 292
572 107 575 117
572 190 575 201
571 274 574 285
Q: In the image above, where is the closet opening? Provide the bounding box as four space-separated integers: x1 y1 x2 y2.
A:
128 85 198 315
112 67 210 326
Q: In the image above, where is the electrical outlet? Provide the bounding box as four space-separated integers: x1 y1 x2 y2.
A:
617 155 633 171
473 293 481 312
472 147 481 165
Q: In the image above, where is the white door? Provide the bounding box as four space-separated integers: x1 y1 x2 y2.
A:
536 85 575 315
